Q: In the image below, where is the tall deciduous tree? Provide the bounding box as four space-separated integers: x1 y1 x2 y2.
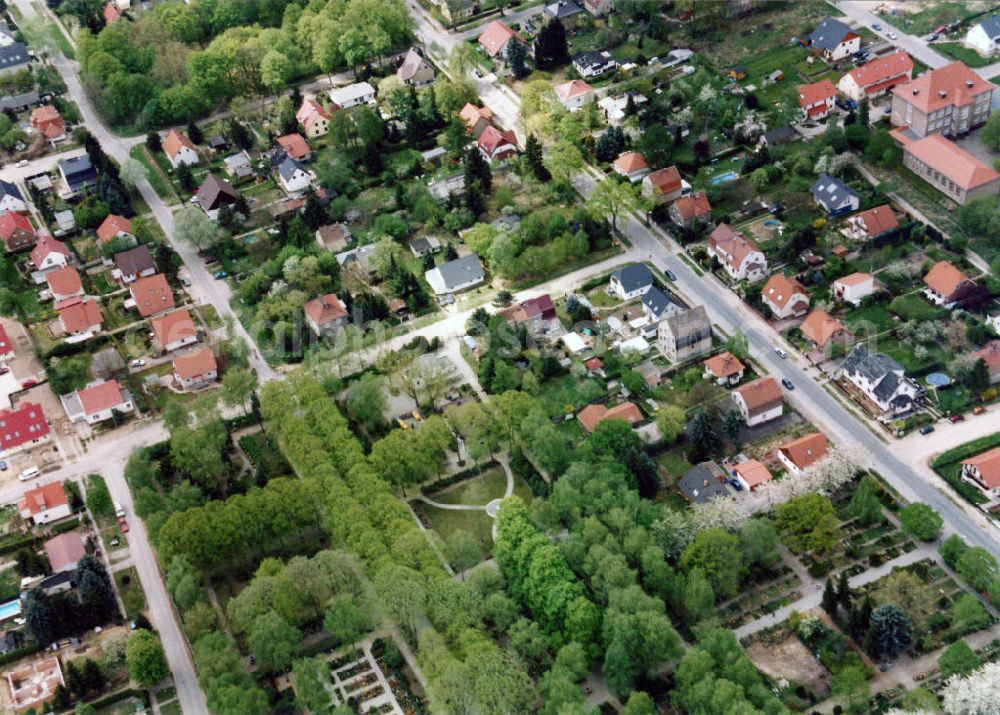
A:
126 631 169 687
174 207 222 251
249 611 302 673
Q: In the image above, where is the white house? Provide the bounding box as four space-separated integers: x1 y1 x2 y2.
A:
609 263 653 301
761 274 810 319
0 179 26 212
61 380 134 425
277 157 312 193
554 79 595 111
19 483 72 526
731 377 783 426
831 272 877 306
961 446 1000 497
965 16 1000 56
425 254 485 295
706 224 767 283
573 50 617 78
172 347 218 391
328 82 376 109
30 235 73 272
840 344 922 417
163 129 199 169
810 174 860 215
806 17 861 62
776 433 829 475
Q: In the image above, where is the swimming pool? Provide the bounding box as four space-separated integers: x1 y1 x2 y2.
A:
763 219 781 228
710 171 739 186
0 599 21 621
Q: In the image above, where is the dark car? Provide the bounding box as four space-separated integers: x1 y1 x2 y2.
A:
665 269 677 281
781 378 795 390
919 425 935 435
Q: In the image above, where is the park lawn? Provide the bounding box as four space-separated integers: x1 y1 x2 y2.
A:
842 304 895 333
888 294 944 322
429 466 508 506
421 504 494 548
934 42 993 68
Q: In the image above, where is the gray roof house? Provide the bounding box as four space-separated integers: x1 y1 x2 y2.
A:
806 17 860 61
641 286 683 322
425 254 485 295
840 344 923 416
410 236 441 256
58 155 98 195
223 150 253 179
573 50 618 78
0 90 38 112
113 245 156 283
336 243 376 268
678 462 730 504
397 47 435 86
0 43 31 76
544 0 584 26
658 305 712 363
609 263 653 300
810 174 860 216
759 126 798 148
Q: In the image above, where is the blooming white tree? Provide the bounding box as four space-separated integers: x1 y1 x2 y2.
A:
941 661 1000 713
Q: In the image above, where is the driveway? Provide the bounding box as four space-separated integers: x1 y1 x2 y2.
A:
834 1 949 70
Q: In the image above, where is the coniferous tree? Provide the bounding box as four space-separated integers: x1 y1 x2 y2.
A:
464 146 492 192
534 19 569 69
524 134 550 181
505 40 529 79
838 569 852 610
187 119 203 145
822 577 839 615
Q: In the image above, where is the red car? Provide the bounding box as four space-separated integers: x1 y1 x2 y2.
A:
949 414 965 423
117 516 130 533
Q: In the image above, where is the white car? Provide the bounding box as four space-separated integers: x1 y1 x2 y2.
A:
19 466 39 481
16 159 27 167
887 31 898 40
130 359 146 368
775 348 788 359
114 501 125 518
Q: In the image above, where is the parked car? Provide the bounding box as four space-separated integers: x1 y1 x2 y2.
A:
919 424 935 435
16 159 27 167
781 378 795 390
114 501 125 518
117 516 129 533
19 466 39 481
972 406 986 415
213 270 228 279
872 23 882 30
129 359 145 368
949 414 965 423
887 31 898 40
0 461 7 471
774 348 787 359
665 269 677 281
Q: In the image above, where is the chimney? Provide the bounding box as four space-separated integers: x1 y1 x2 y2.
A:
966 80 974 88
912 89 919 95
939 90 947 98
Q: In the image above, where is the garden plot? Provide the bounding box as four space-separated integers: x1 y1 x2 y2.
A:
746 626 830 698
329 646 403 714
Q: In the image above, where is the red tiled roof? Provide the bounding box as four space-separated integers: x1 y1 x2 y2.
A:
672 192 711 221
762 274 808 310
103 1 122 22
577 402 642 433
173 347 217 380
734 459 772 489
963 446 1000 489
843 50 912 90
0 324 11 359
834 271 873 287
276 133 311 160
29 234 70 265
459 103 493 130
44 531 85 572
150 308 196 348
478 20 523 57
645 166 682 196
0 211 34 242
477 126 517 155
129 274 174 317
613 151 648 174
96 214 133 244
800 309 846 348
904 134 1000 191
296 99 332 129
734 377 783 415
78 380 126 415
892 61 993 114
703 351 744 379
585 357 603 372
45 266 82 297
58 298 103 333
923 260 973 298
708 223 761 272
778 432 829 470
19 482 68 515
163 129 197 160
555 79 594 101
851 205 897 236
797 78 837 108
0 402 49 451
304 293 348 327
30 105 64 138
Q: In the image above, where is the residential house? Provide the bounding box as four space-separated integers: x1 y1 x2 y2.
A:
336 243 376 269
658 305 712 363
477 126 518 162
425 254 485 295
640 287 683 333
810 174 860 215
150 309 198 353
129 273 174 317
397 47 435 86
961 445 1000 498
329 81 377 109
276 133 311 162
669 192 712 228
0 180 26 212
206 135 228 153
409 236 441 257
304 293 349 335
172 347 218 391
58 155 98 196
677 462 729 504
44 532 85 573
53 210 75 235
459 103 494 139
30 235 72 271
501 295 558 332
277 157 312 193
223 150 254 180
573 51 618 78
18 483 71 526
96 214 135 248
104 1 123 22
841 344 922 416
733 459 772 491
194 174 240 219
732 376 783 426
707 223 768 282
846 205 898 240
577 402 643 433
30 105 65 142
612 151 649 182
890 61 994 137
965 16 1000 56
837 50 914 102
797 78 838 120
0 402 50 456
112 245 156 284
971 340 1000 385
5 656 65 714
761 274 810 319
598 92 648 125
758 126 798 149
315 223 352 253
900 133 1000 204
61 379 134 424
478 21 523 60
805 17 861 62
554 79 595 111
642 166 683 204
162 129 200 168
800 309 850 350
296 98 333 138
0 91 39 113
0 211 35 252
832 272 877 306
544 0 585 28
609 263 653 300
57 297 103 336
582 0 614 16
0 42 31 76
923 259 980 308
703 351 745 386
45 266 83 302
776 432 829 475
0 324 12 364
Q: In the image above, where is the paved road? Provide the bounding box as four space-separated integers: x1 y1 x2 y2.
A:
835 1 949 70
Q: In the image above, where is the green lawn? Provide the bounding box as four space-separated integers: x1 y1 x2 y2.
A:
113 567 146 618
843 304 895 333
889 294 943 322
934 42 993 68
429 467 508 506
891 2 983 36
535 374 606 418
656 446 693 484
420 473 535 550
880 339 947 375
129 146 179 204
